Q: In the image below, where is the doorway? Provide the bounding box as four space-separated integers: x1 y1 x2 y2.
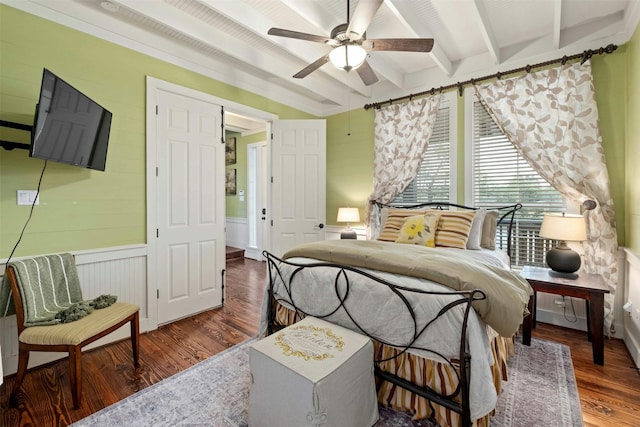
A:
224 112 268 260
147 77 326 330
146 77 277 329
152 85 225 325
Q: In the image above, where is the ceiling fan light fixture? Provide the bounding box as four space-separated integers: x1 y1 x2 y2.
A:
329 44 367 72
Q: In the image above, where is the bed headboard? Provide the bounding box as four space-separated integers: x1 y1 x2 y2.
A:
370 200 523 260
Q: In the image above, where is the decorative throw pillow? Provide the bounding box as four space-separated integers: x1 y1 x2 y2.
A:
427 209 476 249
378 209 427 242
481 210 500 250
395 213 440 247
466 209 487 250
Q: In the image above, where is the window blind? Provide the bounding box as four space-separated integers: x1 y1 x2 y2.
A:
394 106 451 204
471 100 566 266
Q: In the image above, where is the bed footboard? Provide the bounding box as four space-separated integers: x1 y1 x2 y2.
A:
263 251 491 427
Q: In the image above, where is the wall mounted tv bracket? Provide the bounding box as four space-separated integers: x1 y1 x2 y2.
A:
0 120 33 151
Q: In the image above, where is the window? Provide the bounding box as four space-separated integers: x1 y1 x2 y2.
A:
394 92 456 204
465 90 566 267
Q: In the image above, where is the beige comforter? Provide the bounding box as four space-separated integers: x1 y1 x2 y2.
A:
283 239 532 337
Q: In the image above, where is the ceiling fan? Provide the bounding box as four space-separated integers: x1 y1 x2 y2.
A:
267 0 434 86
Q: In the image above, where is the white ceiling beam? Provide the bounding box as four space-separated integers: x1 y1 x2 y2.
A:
13 0 330 115
470 0 500 64
385 0 452 77
110 0 351 105
278 0 340 33
624 0 640 41
196 0 371 97
500 34 555 64
427 43 453 78
560 10 624 47
553 0 562 49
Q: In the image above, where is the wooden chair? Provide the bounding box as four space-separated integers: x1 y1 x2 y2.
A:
5 258 140 408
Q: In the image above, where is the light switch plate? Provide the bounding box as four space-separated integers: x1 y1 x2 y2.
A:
17 190 39 206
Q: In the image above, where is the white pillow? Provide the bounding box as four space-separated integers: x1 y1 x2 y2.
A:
481 210 500 250
466 209 486 250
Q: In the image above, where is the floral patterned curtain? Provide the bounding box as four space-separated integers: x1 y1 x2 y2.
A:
366 96 442 238
473 60 618 332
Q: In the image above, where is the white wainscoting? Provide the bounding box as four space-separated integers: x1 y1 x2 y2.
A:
325 225 367 240
0 245 149 377
225 218 359 259
623 248 640 368
533 290 589 332
226 217 249 251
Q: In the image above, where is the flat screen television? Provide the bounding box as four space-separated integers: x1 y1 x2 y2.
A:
30 68 112 171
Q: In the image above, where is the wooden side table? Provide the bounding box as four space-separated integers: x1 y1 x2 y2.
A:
520 265 610 365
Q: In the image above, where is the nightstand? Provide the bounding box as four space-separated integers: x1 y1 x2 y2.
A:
520 265 610 365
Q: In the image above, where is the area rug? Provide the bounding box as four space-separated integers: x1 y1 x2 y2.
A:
72 337 582 427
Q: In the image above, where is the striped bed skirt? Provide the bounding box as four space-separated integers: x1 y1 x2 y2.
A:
274 303 514 427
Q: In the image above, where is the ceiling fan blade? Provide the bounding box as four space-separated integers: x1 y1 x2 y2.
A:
268 28 333 44
346 0 383 41
356 60 378 86
293 54 331 79
363 38 435 52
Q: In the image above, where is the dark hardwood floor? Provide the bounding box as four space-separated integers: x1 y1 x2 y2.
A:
1 258 639 426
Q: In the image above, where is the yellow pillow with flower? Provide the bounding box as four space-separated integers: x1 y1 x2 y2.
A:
395 213 440 247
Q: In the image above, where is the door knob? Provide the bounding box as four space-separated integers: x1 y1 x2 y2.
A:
318 223 324 229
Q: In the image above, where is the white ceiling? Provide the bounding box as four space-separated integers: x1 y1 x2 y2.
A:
5 0 640 118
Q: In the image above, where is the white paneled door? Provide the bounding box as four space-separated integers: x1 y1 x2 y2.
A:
155 89 225 325
270 119 326 257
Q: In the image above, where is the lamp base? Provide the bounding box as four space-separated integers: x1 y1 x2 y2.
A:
545 242 581 279
548 270 579 280
340 229 357 240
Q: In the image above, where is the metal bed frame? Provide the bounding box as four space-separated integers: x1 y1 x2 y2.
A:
371 201 523 262
264 202 522 427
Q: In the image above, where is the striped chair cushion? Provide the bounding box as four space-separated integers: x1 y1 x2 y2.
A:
19 302 139 346
427 209 477 249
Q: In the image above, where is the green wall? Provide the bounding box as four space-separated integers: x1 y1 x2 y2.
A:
627 23 640 252
0 5 314 258
326 108 375 227
591 46 628 247
2 5 636 252
326 50 633 247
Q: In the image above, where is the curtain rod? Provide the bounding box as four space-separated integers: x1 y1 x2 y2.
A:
364 43 617 110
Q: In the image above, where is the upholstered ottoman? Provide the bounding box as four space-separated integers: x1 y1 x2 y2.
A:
249 316 379 427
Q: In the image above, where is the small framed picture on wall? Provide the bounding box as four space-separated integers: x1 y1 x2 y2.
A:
225 137 236 165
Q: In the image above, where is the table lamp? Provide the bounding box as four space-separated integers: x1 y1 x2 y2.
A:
337 207 360 239
539 212 587 279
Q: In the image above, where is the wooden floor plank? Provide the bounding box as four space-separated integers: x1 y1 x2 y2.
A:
1 258 639 426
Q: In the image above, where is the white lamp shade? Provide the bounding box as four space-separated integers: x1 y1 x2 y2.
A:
337 207 360 223
539 213 587 242
329 44 367 70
